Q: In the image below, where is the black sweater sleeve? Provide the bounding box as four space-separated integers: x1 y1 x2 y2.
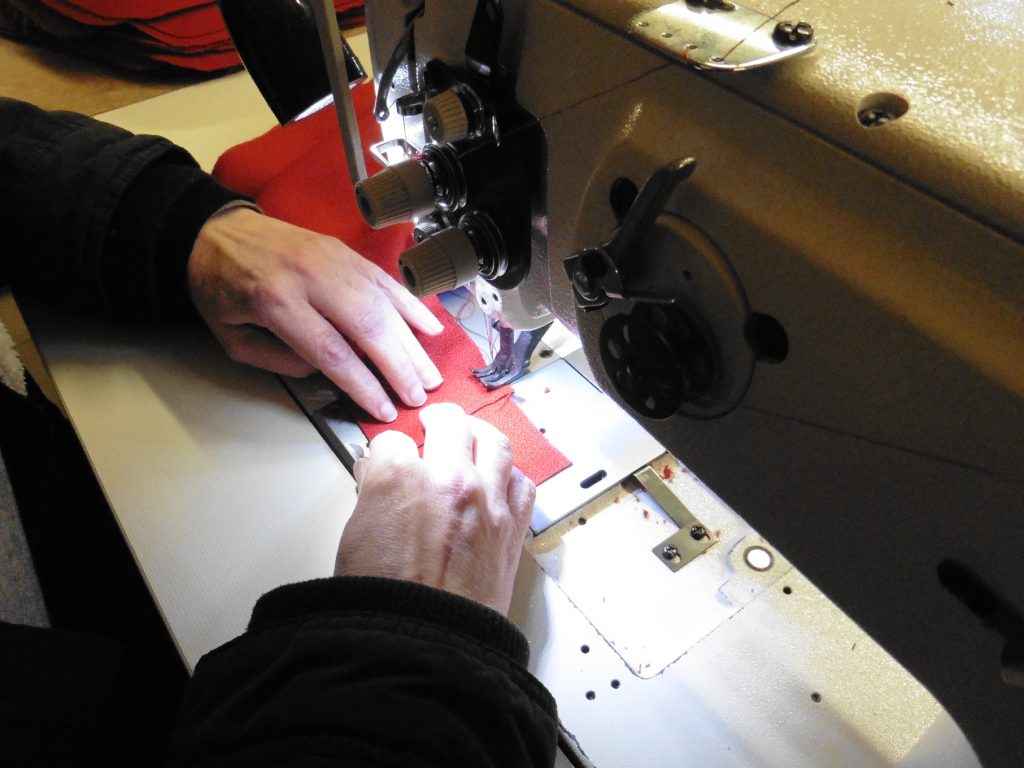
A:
167 577 559 768
0 97 247 321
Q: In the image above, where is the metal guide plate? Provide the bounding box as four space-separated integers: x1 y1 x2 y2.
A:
527 452 791 676
635 465 717 570
280 373 369 475
629 1 815 72
510 357 665 531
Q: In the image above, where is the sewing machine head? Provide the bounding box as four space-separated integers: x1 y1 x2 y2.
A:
225 1 1024 764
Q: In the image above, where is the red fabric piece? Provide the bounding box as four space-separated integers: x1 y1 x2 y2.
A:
147 47 240 71
135 6 232 46
29 1 364 73
213 85 571 486
357 295 508 446
44 0 361 23
39 0 209 22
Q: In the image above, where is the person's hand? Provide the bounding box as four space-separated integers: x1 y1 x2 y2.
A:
187 207 444 422
335 403 536 615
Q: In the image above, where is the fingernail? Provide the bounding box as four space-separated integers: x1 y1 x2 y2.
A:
378 401 398 422
407 384 427 407
423 368 443 390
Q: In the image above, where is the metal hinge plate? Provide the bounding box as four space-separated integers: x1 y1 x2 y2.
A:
629 1 816 72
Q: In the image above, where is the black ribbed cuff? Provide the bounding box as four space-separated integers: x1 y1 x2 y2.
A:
250 576 531 666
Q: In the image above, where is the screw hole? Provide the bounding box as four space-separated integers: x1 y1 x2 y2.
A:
856 92 909 127
577 517 588 526
747 313 788 363
609 177 639 222
586 690 597 700
539 348 553 358
611 679 621 689
811 692 822 703
580 644 590 654
783 585 793 595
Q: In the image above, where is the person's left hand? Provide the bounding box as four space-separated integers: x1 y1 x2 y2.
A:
187 207 444 423
335 403 536 615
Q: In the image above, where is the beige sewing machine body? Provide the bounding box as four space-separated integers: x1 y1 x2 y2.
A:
339 1 1024 765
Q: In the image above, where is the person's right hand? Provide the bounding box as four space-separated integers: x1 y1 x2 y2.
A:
334 403 536 615
187 207 444 422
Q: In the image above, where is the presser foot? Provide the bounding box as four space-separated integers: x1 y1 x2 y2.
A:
471 322 553 389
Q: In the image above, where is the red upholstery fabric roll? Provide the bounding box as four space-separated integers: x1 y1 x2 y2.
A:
213 85 571 486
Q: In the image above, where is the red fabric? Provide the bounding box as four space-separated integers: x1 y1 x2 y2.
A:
40 0 361 23
147 46 239 71
28 1 364 73
135 6 233 47
213 85 571 486
38 0 210 22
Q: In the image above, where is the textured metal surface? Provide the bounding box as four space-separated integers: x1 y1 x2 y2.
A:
557 0 1024 242
539 56 1022 764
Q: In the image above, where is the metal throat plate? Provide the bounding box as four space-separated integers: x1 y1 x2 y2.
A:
629 1 816 72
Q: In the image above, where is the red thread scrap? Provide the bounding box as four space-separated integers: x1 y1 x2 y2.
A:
212 81 571 487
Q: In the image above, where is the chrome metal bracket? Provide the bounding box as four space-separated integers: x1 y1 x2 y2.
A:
629 1 816 72
634 465 717 571
369 137 417 167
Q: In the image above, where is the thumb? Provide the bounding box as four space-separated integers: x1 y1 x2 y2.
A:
353 457 368 488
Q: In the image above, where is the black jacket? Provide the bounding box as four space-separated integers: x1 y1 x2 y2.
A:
0 98 558 766
170 578 557 767
0 96 238 321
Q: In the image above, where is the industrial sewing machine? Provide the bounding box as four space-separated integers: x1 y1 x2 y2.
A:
222 1 1023 765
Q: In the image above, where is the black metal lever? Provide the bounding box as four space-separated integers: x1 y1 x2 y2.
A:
563 158 697 309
